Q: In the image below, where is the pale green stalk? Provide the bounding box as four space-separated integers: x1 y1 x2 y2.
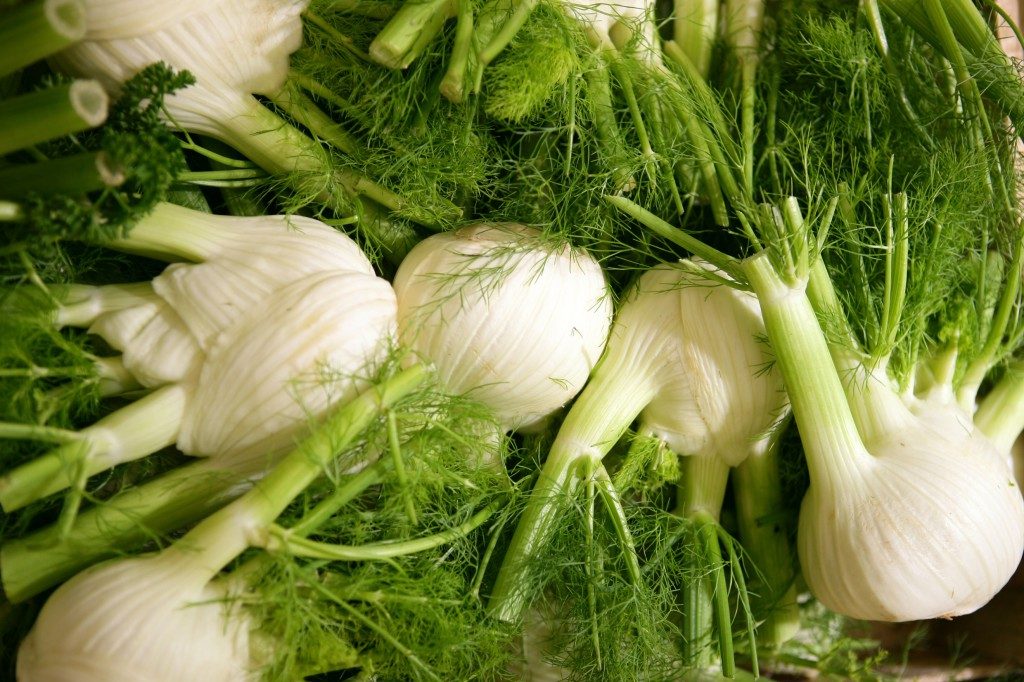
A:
0 0 85 77
169 365 428 579
488 355 654 622
0 80 107 156
975 362 1024 455
1 457 255 602
439 0 475 103
732 428 799 648
261 500 500 560
192 97 425 260
673 0 717 78
269 86 361 157
724 0 765 195
603 196 743 282
676 455 733 674
742 253 870 497
0 384 187 511
369 0 455 69
0 152 124 198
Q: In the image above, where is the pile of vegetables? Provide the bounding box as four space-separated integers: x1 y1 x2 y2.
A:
3 0 1024 679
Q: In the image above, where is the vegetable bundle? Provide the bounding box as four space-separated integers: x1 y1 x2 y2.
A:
3 0 1024 679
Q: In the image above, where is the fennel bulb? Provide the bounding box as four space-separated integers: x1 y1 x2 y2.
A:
393 223 612 432
0 204 396 511
489 261 788 622
743 249 1024 622
178 269 397 461
54 0 306 97
77 0 210 40
15 365 430 682
17 552 253 682
49 1 354 212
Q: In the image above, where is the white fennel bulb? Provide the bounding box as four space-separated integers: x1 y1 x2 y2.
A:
17 551 252 682
51 0 318 178
78 0 210 40
393 223 612 431
797 363 1024 621
178 269 397 462
55 0 305 96
81 203 373 384
0 206 394 512
605 263 784 464
86 291 202 386
489 260 787 623
742 251 1024 622
15 362 430 680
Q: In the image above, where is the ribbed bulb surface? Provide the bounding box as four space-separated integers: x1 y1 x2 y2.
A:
393 224 612 431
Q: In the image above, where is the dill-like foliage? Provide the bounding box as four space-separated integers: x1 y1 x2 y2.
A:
242 363 517 680
482 3 583 124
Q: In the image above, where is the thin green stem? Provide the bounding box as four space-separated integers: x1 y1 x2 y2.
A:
0 80 107 156
304 11 373 61
0 423 82 443
178 169 265 182
604 195 744 284
289 461 387 537
263 500 499 561
862 0 934 149
608 55 656 175
878 192 909 357
478 0 538 66
593 465 641 587
704 519 734 679
290 73 375 132
270 86 361 157
0 0 85 78
488 354 657 622
585 66 636 192
179 140 257 169
959 222 1024 406
470 501 515 600
660 43 738 227
198 96 423 258
583 463 603 671
387 410 419 526
718 529 758 677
